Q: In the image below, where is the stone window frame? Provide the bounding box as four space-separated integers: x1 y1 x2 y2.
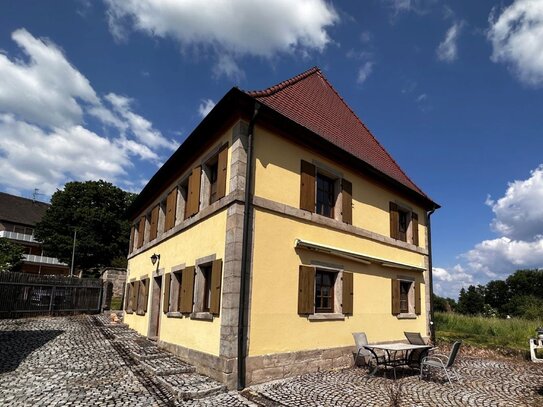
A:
390 201 419 246
314 161 343 223
307 261 346 321
190 254 216 321
200 142 228 211
166 263 185 318
396 276 417 319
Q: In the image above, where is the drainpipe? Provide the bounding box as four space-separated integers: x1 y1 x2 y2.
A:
237 102 260 390
427 207 437 344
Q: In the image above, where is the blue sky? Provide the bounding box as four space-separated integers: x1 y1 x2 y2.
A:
1 0 543 298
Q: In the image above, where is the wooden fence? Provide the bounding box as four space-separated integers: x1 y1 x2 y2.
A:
0 271 103 318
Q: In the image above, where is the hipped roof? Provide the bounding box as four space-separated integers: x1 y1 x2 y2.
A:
129 67 438 218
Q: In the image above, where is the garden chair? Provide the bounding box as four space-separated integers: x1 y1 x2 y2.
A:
420 341 462 384
352 332 386 369
404 331 434 369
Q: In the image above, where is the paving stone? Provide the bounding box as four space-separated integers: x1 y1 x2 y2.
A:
140 357 196 376
157 371 226 400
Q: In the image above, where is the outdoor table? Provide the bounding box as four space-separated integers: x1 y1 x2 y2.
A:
364 343 432 379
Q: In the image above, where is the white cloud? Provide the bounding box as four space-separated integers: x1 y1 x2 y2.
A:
488 0 543 86
0 29 173 196
104 0 338 78
437 22 462 62
198 99 216 118
436 164 543 297
416 93 427 102
433 265 474 298
486 165 543 241
213 54 245 81
384 0 435 18
357 61 374 84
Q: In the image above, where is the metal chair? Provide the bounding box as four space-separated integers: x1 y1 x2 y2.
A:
404 331 434 368
420 341 462 384
352 332 385 368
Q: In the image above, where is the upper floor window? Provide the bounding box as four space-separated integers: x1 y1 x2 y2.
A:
208 159 219 205
300 160 352 224
389 202 419 246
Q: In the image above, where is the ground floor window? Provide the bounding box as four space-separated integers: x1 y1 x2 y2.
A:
315 270 336 313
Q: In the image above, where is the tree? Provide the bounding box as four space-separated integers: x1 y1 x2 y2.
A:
484 280 510 315
0 238 24 272
456 285 485 315
34 180 136 273
506 269 543 300
433 293 456 312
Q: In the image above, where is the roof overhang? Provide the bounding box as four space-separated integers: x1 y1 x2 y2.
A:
295 238 426 272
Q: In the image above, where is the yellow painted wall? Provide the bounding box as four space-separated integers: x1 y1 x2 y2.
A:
125 124 237 356
248 209 427 356
253 126 427 248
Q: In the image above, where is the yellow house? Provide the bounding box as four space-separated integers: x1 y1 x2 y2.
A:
124 67 439 389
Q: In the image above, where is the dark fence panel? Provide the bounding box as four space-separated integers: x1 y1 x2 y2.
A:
0 272 102 318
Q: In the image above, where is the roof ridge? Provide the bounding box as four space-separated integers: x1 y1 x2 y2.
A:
246 66 320 97
315 71 426 197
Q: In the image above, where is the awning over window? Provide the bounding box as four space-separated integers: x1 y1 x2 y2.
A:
294 239 425 272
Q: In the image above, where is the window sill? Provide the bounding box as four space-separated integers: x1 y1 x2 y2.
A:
190 312 214 321
135 311 145 316
166 312 183 318
396 313 417 319
308 313 345 321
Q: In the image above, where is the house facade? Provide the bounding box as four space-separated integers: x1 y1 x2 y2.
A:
124 68 439 389
0 192 69 275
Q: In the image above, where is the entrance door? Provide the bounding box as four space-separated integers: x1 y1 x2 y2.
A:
148 275 162 339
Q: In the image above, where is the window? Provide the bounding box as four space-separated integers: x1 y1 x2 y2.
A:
315 270 336 313
125 282 134 313
389 202 419 246
201 265 212 312
391 278 421 317
203 144 228 207
180 259 222 317
298 265 353 317
300 160 352 223
316 173 335 218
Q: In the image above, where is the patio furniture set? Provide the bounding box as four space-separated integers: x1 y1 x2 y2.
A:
353 331 462 384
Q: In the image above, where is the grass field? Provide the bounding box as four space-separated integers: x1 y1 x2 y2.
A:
434 312 542 351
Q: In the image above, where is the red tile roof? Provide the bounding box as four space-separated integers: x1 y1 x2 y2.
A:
245 67 428 199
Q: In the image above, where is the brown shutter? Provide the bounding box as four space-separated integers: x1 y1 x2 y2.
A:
341 179 352 225
300 160 315 212
411 212 419 246
186 167 201 219
342 272 353 315
137 218 145 249
298 265 315 314
143 279 149 313
391 279 400 315
210 259 223 315
149 205 159 240
124 283 131 312
389 202 399 240
415 282 421 315
180 266 195 313
129 226 135 253
217 144 228 200
163 273 171 313
133 281 140 313
165 188 177 231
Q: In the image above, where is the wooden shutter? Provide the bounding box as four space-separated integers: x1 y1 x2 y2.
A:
180 266 195 313
137 218 145 249
415 282 421 315
391 279 400 315
149 205 159 240
133 281 140 313
210 259 223 315
341 179 352 225
124 283 132 312
186 167 201 219
342 272 353 315
300 160 315 212
298 265 315 314
142 279 149 313
389 202 399 240
217 144 228 200
165 189 177 231
129 226 135 253
163 273 171 313
411 212 419 246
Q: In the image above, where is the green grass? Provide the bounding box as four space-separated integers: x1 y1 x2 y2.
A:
435 312 542 351
109 297 123 311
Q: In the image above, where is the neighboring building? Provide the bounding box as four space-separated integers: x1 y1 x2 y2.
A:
0 192 69 275
124 67 439 389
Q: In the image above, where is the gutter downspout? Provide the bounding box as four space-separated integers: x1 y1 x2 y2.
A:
237 102 260 390
427 207 437 344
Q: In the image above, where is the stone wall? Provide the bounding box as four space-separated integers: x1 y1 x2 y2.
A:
101 268 126 310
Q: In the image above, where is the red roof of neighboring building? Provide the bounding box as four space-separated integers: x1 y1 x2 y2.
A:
245 67 428 198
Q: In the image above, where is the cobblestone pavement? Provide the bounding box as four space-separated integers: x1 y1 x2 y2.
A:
0 315 255 406
1 315 543 406
245 357 543 406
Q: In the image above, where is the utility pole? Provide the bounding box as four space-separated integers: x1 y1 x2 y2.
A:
70 229 77 278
